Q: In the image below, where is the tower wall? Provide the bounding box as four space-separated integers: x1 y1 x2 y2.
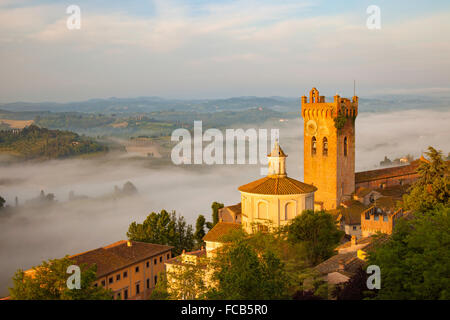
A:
301 88 358 210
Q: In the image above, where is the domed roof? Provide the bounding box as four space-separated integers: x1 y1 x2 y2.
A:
238 176 317 195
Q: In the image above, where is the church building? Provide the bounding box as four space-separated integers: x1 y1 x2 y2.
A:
238 140 317 233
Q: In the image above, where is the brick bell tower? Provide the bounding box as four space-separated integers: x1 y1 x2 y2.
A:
301 88 358 210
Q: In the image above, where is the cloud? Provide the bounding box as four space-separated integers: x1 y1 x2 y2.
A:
0 1 449 101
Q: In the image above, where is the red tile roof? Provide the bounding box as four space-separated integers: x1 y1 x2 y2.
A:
355 160 421 183
203 222 242 242
165 249 207 266
238 176 317 195
222 203 241 214
70 240 172 277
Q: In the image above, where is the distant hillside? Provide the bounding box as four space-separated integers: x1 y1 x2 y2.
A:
0 125 108 160
1 95 449 114
0 96 299 114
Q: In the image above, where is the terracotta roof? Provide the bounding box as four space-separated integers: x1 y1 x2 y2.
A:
334 201 368 225
359 234 389 253
238 176 317 195
374 196 396 210
165 249 207 266
222 203 241 214
376 184 410 199
336 236 374 253
355 187 374 198
203 222 242 242
70 240 173 277
355 160 421 183
315 252 363 275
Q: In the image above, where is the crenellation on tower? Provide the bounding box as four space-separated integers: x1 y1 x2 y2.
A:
301 87 358 210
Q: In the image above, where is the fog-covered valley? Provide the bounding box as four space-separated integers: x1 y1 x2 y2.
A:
0 108 450 296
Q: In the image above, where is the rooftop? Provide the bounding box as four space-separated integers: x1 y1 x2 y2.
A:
355 160 421 183
238 176 317 195
221 203 241 214
203 222 242 243
330 201 368 225
70 240 173 278
165 249 207 267
376 184 410 199
315 251 363 275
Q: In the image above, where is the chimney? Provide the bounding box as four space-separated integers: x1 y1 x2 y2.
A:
351 235 357 246
127 240 132 247
338 260 346 271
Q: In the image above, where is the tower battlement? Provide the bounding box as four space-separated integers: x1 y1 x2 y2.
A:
301 87 357 210
301 88 358 119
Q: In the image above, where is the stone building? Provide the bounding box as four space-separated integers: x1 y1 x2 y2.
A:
355 158 423 189
361 205 405 237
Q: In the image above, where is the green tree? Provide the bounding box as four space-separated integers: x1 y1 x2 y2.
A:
166 261 208 300
194 215 206 247
367 206 450 300
207 239 290 300
287 210 344 265
149 272 170 300
403 146 449 212
9 256 113 300
209 202 224 229
127 209 195 255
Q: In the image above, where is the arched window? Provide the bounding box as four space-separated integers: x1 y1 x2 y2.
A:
285 202 296 220
344 137 348 157
311 137 317 156
323 137 328 156
257 201 268 220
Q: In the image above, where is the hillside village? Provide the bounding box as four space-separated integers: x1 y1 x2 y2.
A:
4 88 449 300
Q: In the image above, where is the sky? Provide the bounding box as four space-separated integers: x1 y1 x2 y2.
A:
1 0 450 102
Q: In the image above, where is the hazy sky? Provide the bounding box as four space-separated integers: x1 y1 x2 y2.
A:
1 0 450 102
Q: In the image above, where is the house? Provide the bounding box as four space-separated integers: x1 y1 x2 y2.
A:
361 205 405 237
315 235 386 289
165 222 242 298
203 222 242 257
70 240 173 300
165 248 210 299
330 200 368 239
218 203 242 223
353 187 381 206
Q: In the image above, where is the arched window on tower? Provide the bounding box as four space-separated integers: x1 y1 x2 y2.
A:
323 137 328 156
344 137 348 157
311 137 317 156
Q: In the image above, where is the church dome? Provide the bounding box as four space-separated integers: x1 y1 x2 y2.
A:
238 175 317 195
239 141 316 195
